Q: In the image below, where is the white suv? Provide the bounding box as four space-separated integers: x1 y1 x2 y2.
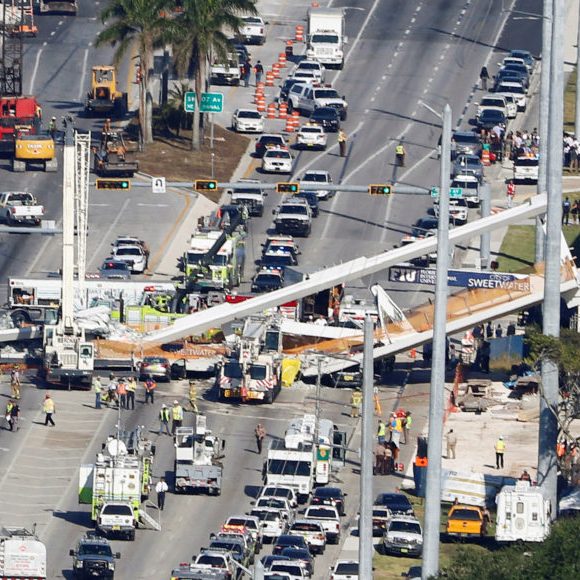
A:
383 515 423 558
304 505 341 544
293 60 325 83
299 170 333 200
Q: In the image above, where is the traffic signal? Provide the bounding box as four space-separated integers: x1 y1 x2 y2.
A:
96 179 131 191
276 182 300 194
195 179 218 192
369 184 392 195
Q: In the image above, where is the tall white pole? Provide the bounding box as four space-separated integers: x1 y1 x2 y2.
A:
422 103 452 580
536 0 553 263
538 0 564 518
576 0 580 135
359 315 374 579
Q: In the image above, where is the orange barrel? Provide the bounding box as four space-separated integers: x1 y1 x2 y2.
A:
278 53 287 67
257 81 265 91
267 103 277 119
265 71 275 86
272 63 281 78
278 102 288 119
256 98 266 113
295 25 304 42
285 116 296 132
311 1 320 7
254 90 264 104
291 110 300 121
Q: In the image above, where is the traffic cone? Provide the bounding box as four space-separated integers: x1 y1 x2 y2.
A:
295 25 304 42
265 71 275 87
278 102 288 119
285 116 296 132
256 98 266 113
272 63 281 79
278 52 287 67
267 103 277 119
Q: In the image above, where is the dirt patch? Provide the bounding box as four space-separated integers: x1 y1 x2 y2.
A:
135 124 250 204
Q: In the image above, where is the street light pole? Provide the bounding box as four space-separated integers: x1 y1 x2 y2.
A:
422 103 452 580
576 0 580 136
538 0 564 518
359 315 374 579
536 0 553 263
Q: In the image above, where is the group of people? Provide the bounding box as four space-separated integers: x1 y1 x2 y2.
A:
93 374 139 410
561 196 580 226
563 133 580 173
4 393 56 431
374 412 412 476
240 59 264 87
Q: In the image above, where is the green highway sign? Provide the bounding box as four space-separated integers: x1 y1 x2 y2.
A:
430 187 463 199
184 91 196 113
200 92 224 113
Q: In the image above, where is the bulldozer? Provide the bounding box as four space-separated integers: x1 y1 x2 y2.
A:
13 131 57 172
85 66 127 117
93 130 139 177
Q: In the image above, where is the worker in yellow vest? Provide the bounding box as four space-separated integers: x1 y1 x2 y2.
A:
350 390 362 418
126 377 136 410
171 400 184 435
495 436 506 469
395 143 406 166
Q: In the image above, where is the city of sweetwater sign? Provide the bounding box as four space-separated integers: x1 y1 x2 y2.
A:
388 265 531 292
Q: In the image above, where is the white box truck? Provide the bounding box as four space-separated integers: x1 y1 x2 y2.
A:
0 527 47 580
306 8 346 69
495 481 551 542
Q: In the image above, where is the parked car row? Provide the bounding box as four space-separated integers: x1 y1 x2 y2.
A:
98 235 150 279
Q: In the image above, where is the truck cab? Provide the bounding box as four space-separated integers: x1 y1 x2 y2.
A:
69 533 120 579
307 7 346 69
97 501 136 541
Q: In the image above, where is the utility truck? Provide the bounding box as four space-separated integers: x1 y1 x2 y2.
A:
79 429 157 540
0 191 44 226
0 527 46 580
495 481 551 543
174 415 225 495
306 8 346 69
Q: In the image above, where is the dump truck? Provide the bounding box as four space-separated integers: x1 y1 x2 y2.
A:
85 66 127 117
12 132 57 172
0 527 47 579
79 429 157 540
0 191 44 226
174 416 224 496
93 130 139 177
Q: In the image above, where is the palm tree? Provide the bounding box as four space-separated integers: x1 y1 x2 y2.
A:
168 0 258 150
96 0 170 145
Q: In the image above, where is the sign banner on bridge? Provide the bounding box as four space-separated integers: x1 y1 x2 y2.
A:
388 265 531 292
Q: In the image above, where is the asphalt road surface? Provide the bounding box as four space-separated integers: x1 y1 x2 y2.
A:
0 0 545 578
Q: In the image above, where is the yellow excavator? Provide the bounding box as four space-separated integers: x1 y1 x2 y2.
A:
85 65 128 117
13 131 57 172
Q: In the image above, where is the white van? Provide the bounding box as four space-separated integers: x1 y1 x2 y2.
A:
513 156 539 184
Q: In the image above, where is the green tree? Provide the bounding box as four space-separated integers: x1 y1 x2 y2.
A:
96 0 170 145
168 82 193 136
167 0 257 150
438 515 580 580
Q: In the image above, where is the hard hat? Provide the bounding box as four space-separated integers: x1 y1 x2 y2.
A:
51 116 56 120
162 404 167 408
499 436 504 440
173 400 179 404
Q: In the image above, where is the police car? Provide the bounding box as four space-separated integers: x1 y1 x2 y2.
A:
296 123 328 150
262 147 293 174
251 267 284 293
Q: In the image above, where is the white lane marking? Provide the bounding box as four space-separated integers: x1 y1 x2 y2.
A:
293 120 365 177
78 48 90 100
28 48 43 94
26 219 61 275
334 0 383 83
50 31 55 36
89 203 110 207
89 197 132 267
58 20 63 25
137 203 169 207
42 41 47 47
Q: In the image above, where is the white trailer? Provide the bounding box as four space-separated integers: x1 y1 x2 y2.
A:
0 527 46 580
495 481 551 542
306 8 346 69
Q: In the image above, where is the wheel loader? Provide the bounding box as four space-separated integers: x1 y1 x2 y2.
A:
13 131 57 172
85 66 128 117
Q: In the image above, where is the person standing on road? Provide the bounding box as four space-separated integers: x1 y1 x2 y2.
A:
49 116 57 140
402 412 412 445
254 60 264 85
144 378 156 405
446 429 457 459
350 390 362 418
158 404 171 436
171 400 183 435
255 423 266 454
43 394 55 427
10 367 21 400
155 477 168 511
126 376 136 410
377 420 386 445
338 129 347 158
479 66 489 90
374 443 387 475
93 376 102 409
495 436 506 469
5 400 17 431
563 197 572 226
506 179 515 208
117 378 127 409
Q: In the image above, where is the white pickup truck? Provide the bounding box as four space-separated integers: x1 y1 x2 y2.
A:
239 15 266 45
304 505 341 544
0 191 44 226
